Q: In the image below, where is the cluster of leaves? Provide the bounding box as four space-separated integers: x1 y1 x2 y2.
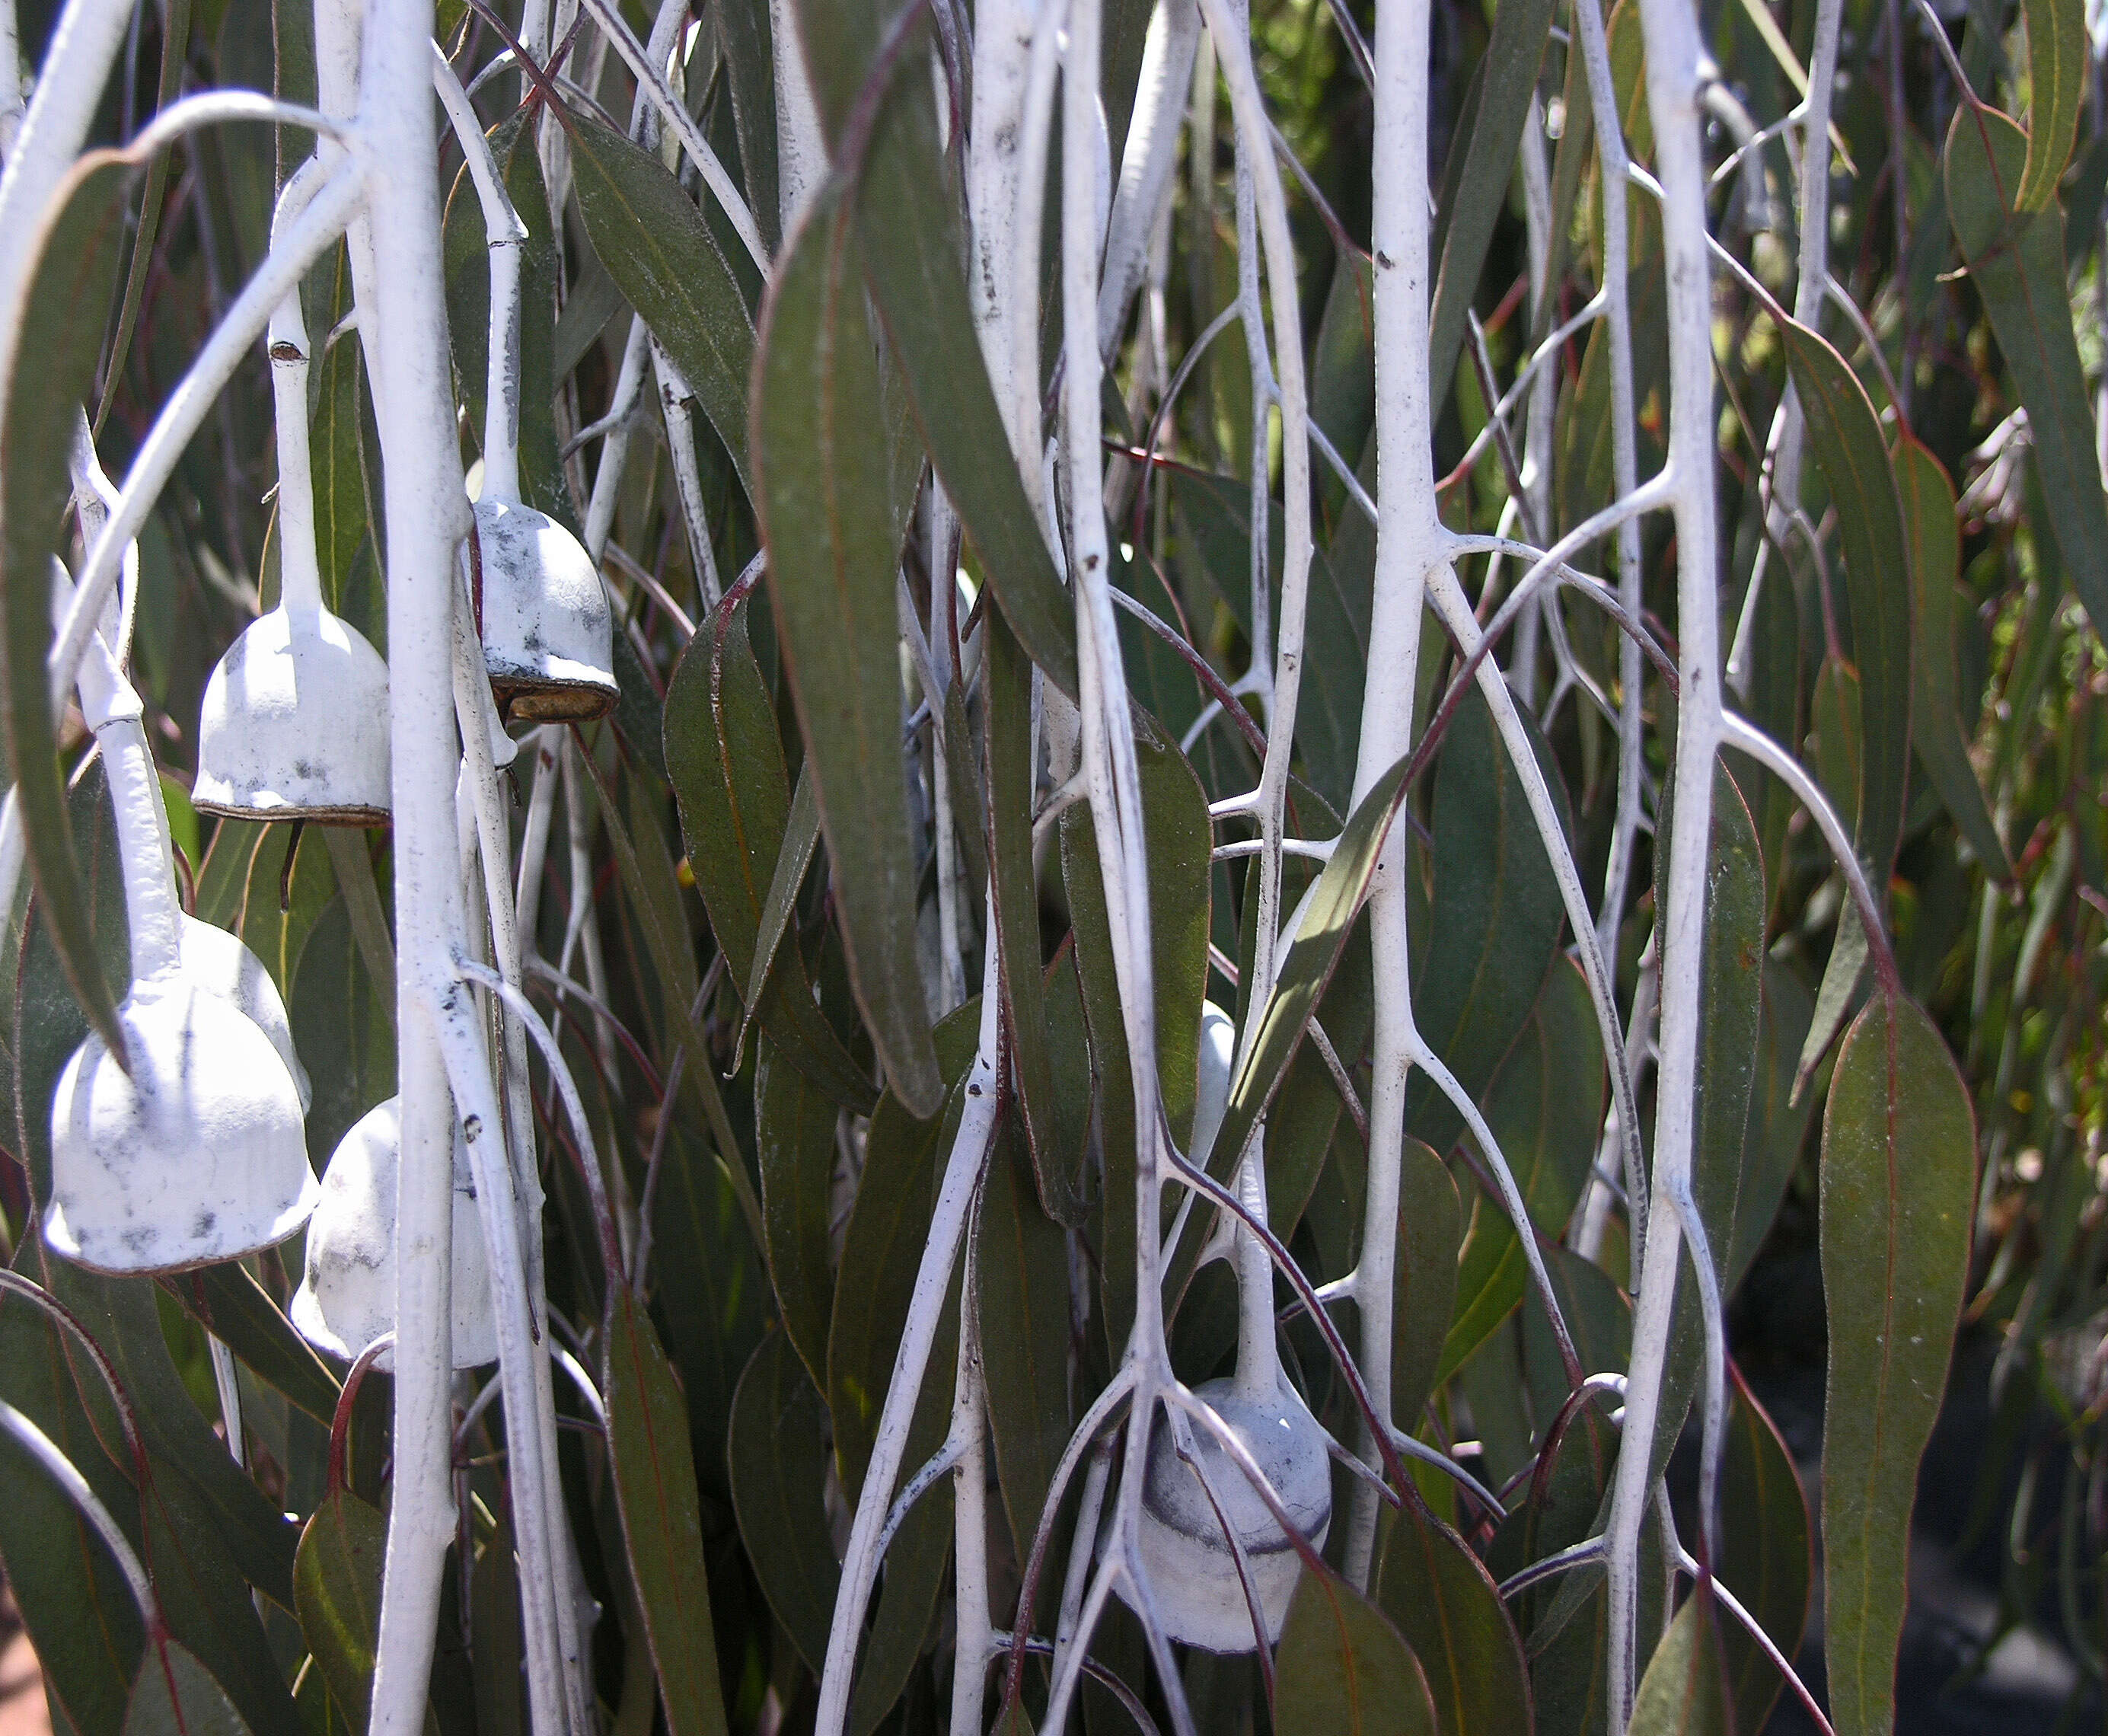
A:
3 0 2108 1728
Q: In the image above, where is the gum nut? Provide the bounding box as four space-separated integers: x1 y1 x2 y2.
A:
473 497 618 725
180 914 311 1113
193 606 391 822
43 978 318 1275
1130 1377 1333 1653
291 1096 499 1371
1191 1000 1236 1163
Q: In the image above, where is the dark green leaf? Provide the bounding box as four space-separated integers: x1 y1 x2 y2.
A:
1376 1500 1533 1736
1775 313 1913 882
1819 994 1976 1736
289 893 397 1182
1274 1570 1439 1736
977 1118 1073 1573
124 1643 253 1736
604 1287 731 1736
754 180 941 1117
728 1330 838 1675
470 1516 524 1736
1 154 133 1062
1626 1597 1730 1735
1389 1139 1462 1436
755 1034 840 1390
2017 0 2087 209
662 608 875 1114
293 1491 384 1733
571 111 754 493
1893 436 2007 874
1947 104 2108 644
1716 1380 1812 1734
171 1264 341 1431
1726 964 1817 1294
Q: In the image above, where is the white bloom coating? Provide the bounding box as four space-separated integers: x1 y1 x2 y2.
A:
44 978 318 1273
180 913 312 1113
1130 1376 1332 1652
292 1096 499 1370
472 498 617 724
1191 999 1236 1162
193 605 393 822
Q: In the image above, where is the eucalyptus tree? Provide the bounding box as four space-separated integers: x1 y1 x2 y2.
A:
0 0 2097 1729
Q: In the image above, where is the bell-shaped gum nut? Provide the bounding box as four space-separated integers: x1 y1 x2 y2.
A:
180 913 311 1113
1129 1376 1333 1652
193 605 391 823
1191 1000 1237 1163
44 978 318 1274
473 498 617 725
291 1096 499 1370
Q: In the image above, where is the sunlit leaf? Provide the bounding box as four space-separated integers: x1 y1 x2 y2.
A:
2017 0 2087 209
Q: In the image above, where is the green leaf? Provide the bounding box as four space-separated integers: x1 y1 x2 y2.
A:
741 764 821 1039
662 608 875 1114
1626 1597 1730 1735
1819 994 1976 1736
755 1034 840 1390
1727 964 1817 1294
789 0 1080 698
983 611 1064 1218
1435 959 1603 1388
308 246 384 649
470 1517 524 1736
977 1118 1073 1573
1407 686 1567 1155
293 1490 385 1733
170 1264 341 1431
728 1330 838 1675
1775 313 1914 882
1893 436 2008 874
124 1644 253 1736
1425 0 1558 413
571 110 754 494
754 179 942 1118
1274 1570 1439 1736
1717 1380 1812 1734
1375 1500 1533 1736
604 1287 731 1736
1 153 133 1064
1060 718 1211 1354
2017 0 2087 209
289 893 397 1180
1946 104 2108 644
1389 1139 1462 1436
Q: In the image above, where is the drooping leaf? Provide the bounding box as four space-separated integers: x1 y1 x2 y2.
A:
604 1286 731 1736
289 893 397 1182
1 154 133 1064
293 1490 385 1733
977 1117 1073 1574
1375 1499 1533 1736
1819 994 1976 1736
1389 1139 1462 1436
1274 1570 1439 1736
755 1035 840 1390
1727 964 1818 1294
571 110 753 493
1717 1379 1813 1734
728 1330 838 1675
1893 436 2007 874
753 178 942 1118
171 1263 340 1431
789 0 1080 698
1626 1597 1730 1735
662 608 875 1114
1946 104 2108 643
741 764 821 1036
1061 717 1210 1354
1426 0 1558 413
1775 312 1914 883
2017 0 2087 209
1435 959 1603 1388
470 1516 525 1736
1407 685 1567 1156
123 1643 253 1736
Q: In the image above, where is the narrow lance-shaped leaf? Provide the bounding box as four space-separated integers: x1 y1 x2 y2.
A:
789 0 1081 698
1893 435 2008 875
728 1330 839 1676
604 1287 731 1736
2017 0 2087 210
1775 312 1914 885
2 155 133 1064
1717 1378 1813 1735
1819 994 1976 1736
1947 104 2108 645
293 1488 385 1732
1375 1499 1533 1736
755 1035 839 1390
571 110 754 494
753 178 942 1119
1627 1596 1732 1736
